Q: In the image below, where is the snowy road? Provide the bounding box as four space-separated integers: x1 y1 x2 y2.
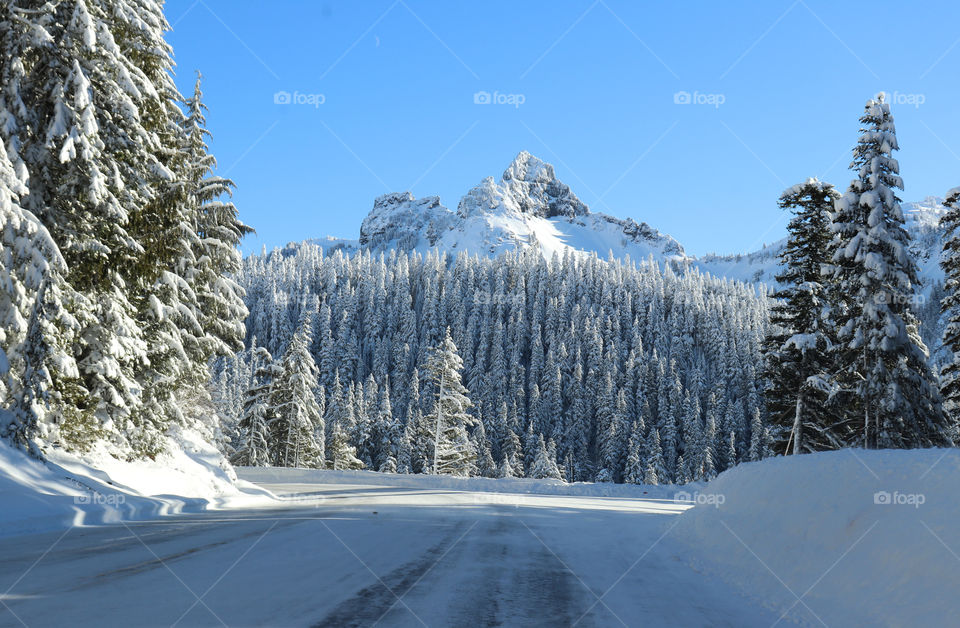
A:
0 473 779 627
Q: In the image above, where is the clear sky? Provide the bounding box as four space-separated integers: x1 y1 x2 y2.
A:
165 0 960 257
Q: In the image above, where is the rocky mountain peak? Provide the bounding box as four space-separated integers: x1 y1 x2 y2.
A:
359 192 452 248
346 152 684 261
498 151 589 219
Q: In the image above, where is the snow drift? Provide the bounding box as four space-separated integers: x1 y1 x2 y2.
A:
674 448 960 627
0 429 274 537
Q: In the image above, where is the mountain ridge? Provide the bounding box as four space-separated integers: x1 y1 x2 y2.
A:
310 151 687 263
301 151 948 295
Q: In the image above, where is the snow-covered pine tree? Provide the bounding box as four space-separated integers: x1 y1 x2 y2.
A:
826 94 952 448
226 235 773 484
565 388 592 481
2 0 252 459
938 185 960 434
396 426 412 474
269 319 323 468
353 374 377 467
372 380 399 472
323 372 348 451
747 408 764 462
424 328 476 476
232 348 276 467
403 368 433 474
680 391 702 480
8 1 154 454
500 424 525 478
595 372 618 482
127 8 216 452
0 140 84 454
622 421 645 484
700 405 717 478
328 419 364 470
762 178 850 454
180 74 253 360
472 420 498 478
643 428 666 486
528 434 563 480
726 430 737 468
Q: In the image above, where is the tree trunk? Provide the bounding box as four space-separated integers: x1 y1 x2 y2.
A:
791 391 804 455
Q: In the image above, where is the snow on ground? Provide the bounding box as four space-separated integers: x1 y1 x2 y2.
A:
0 431 274 538
0 465 779 627
240 466 684 500
3 446 959 625
673 448 960 627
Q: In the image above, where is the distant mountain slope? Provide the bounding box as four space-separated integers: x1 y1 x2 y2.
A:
695 196 948 289
693 196 950 364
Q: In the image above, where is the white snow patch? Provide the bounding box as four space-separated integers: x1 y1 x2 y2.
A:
239 466 686 501
0 430 275 537
673 448 960 626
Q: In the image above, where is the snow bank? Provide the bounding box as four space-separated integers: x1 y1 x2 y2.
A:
673 448 960 627
0 429 275 537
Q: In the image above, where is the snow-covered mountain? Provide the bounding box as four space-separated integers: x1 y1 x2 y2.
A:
311 151 686 263
306 152 949 309
301 153 953 362
312 151 947 286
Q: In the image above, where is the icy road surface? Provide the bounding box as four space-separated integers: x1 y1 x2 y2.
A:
0 472 779 627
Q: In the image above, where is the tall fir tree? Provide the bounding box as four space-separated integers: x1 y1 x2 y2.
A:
622 421 645 484
825 94 951 448
762 178 851 454
643 428 667 486
269 319 323 468
0 141 84 454
424 328 476 475
1 0 251 458
232 348 275 467
11 0 154 455
180 74 252 360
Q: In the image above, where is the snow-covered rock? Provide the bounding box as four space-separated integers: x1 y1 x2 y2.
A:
485 149 589 219
359 192 454 251
318 151 686 262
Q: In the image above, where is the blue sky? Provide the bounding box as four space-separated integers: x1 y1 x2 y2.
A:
166 0 960 257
